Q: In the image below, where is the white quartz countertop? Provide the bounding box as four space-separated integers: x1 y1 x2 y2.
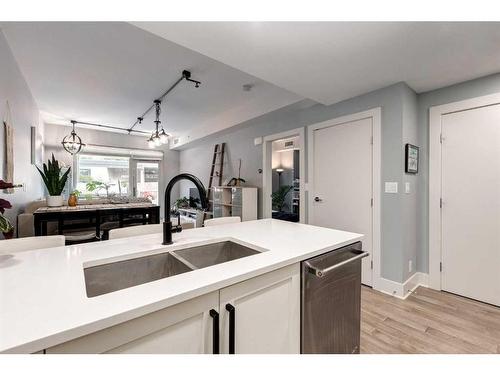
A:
0 219 362 353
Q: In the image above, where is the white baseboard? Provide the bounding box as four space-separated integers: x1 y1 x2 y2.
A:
375 272 429 299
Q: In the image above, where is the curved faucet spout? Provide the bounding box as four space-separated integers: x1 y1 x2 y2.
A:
163 173 208 245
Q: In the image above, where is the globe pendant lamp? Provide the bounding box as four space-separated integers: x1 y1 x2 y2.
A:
62 120 85 155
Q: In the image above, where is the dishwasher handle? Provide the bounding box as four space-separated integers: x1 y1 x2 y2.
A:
305 250 369 278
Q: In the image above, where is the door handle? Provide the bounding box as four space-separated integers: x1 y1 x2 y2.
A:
314 196 322 202
225 303 235 354
209 309 219 354
305 250 369 277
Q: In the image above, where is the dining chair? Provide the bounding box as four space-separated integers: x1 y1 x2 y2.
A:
108 222 194 240
0 235 65 254
203 217 241 227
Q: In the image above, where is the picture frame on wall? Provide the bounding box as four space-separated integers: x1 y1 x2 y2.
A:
405 143 419 174
31 126 36 165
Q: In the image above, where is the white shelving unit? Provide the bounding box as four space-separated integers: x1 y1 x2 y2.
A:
211 186 257 221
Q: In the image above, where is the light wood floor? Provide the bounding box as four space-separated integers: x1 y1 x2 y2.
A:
360 286 500 354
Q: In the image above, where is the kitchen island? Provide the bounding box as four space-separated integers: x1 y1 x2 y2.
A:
0 219 362 354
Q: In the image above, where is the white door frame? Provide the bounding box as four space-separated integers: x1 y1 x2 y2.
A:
307 108 381 289
262 127 306 223
428 92 500 290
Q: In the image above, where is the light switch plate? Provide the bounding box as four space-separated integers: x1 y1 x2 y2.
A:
385 182 398 193
254 137 263 146
405 182 411 194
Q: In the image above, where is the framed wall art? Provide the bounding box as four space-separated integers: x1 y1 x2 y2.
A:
405 143 419 174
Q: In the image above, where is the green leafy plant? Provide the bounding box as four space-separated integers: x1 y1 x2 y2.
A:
86 180 112 197
271 185 293 212
174 197 189 209
0 215 13 233
71 189 81 197
35 154 71 196
0 180 14 236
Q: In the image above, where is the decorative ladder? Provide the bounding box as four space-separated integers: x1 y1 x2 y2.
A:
205 143 226 219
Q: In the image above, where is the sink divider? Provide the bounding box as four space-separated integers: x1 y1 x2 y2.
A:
169 251 199 271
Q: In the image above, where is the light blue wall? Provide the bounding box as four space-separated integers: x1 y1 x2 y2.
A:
179 73 500 282
401 86 419 281
416 73 500 273
180 82 418 283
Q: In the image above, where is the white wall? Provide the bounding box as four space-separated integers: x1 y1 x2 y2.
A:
0 29 44 236
44 123 180 219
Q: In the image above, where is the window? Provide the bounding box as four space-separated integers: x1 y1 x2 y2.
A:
135 161 160 204
76 154 130 197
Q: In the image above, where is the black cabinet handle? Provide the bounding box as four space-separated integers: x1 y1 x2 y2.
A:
225 303 235 354
209 309 219 354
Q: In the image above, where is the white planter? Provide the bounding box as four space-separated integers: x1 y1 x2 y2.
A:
46 195 63 207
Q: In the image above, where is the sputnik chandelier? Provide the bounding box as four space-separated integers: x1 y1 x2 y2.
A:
62 120 85 155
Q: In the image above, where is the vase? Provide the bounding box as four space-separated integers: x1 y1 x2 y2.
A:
46 195 63 207
68 194 78 207
2 229 14 239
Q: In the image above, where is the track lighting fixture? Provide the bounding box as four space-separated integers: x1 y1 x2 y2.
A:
124 70 201 147
147 100 171 148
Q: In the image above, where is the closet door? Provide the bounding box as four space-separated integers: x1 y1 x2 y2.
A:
441 104 500 306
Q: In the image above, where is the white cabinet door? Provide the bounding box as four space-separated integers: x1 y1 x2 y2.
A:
46 292 219 354
219 264 300 354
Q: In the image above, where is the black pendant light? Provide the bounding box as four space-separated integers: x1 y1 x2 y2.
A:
147 100 170 148
62 120 85 155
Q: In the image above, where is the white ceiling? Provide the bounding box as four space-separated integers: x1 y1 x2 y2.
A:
0 22 301 145
133 22 500 105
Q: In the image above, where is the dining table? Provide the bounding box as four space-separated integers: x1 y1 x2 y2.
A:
33 202 160 237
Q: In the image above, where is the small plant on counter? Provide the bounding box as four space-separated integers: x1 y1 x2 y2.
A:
0 180 14 239
35 154 71 207
68 189 81 207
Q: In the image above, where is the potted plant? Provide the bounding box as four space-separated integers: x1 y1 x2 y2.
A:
174 197 190 209
0 180 14 239
68 189 80 207
227 159 246 186
86 180 112 198
271 185 293 212
36 154 71 207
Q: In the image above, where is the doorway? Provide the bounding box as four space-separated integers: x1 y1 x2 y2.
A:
131 160 160 205
262 127 305 223
430 94 500 306
271 136 300 222
308 108 381 287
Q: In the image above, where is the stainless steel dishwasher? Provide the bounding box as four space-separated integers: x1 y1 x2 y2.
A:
301 241 367 354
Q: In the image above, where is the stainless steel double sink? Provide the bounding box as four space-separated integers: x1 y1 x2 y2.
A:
84 241 261 297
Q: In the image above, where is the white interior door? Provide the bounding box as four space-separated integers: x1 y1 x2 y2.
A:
311 117 373 286
441 104 500 306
